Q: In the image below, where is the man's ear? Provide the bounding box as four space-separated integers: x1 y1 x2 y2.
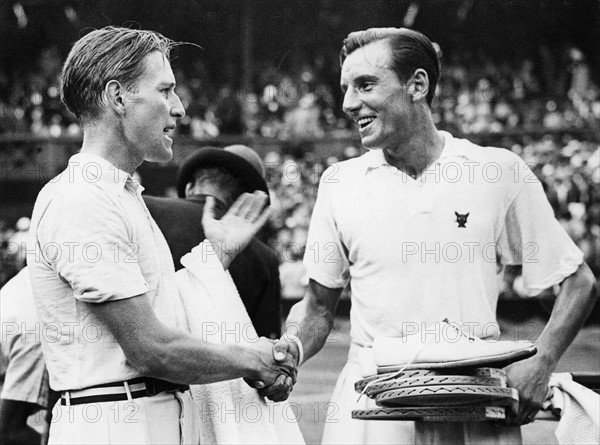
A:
105 80 126 115
408 68 430 103
184 181 194 198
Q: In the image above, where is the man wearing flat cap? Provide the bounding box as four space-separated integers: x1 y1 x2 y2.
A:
144 145 282 339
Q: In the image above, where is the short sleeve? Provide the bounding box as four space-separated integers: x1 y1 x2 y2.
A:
1 327 49 407
303 167 350 289
497 161 583 296
35 188 149 303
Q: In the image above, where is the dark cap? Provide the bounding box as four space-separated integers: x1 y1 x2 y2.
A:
176 145 269 199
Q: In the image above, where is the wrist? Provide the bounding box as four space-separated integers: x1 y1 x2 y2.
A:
239 345 263 382
534 348 559 371
207 240 235 270
534 336 563 367
282 333 304 366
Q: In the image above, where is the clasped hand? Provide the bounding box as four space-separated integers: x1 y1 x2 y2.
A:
244 337 298 402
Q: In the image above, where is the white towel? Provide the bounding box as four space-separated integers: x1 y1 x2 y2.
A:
176 242 305 444
547 373 599 445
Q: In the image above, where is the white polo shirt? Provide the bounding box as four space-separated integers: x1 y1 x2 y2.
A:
304 131 583 346
28 153 186 391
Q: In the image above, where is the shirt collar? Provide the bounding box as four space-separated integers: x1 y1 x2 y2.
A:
68 152 144 196
363 131 470 174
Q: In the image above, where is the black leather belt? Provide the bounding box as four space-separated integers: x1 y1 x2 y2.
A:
60 377 189 405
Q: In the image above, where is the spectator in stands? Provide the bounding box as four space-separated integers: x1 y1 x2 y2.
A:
6 217 30 270
281 93 325 139
164 144 283 339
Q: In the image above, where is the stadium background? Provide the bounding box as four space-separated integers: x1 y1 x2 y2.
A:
1 1 599 442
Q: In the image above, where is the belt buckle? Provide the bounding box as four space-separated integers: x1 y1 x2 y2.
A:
144 378 158 396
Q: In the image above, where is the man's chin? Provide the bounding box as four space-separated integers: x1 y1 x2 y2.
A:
147 147 173 163
359 135 379 150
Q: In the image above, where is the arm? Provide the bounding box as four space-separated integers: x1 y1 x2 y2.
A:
100 192 294 395
89 293 296 387
258 279 342 400
496 158 598 423
272 279 343 366
0 399 41 445
270 162 349 366
505 261 597 424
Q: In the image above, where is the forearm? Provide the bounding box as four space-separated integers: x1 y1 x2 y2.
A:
285 301 332 363
137 328 260 384
283 279 342 364
504 262 596 425
534 262 597 366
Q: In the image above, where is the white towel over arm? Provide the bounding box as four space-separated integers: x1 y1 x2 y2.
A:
176 241 305 444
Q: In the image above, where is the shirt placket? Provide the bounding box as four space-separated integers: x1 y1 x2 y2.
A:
126 178 166 298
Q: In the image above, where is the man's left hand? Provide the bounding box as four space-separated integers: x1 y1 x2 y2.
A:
504 354 554 425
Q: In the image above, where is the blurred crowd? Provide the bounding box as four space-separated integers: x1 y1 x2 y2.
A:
1 44 599 139
433 48 600 135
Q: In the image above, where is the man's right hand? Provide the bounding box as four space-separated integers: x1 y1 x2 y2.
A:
272 337 300 366
244 337 297 402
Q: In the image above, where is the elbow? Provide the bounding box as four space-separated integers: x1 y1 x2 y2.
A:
130 359 155 378
122 337 171 379
588 279 599 306
579 262 598 301
125 352 155 378
142 364 167 380
569 262 599 321
129 351 170 379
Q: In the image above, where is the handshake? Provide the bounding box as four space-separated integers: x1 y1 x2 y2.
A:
243 336 302 402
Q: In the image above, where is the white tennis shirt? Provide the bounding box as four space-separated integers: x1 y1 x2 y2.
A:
304 131 583 346
28 153 185 390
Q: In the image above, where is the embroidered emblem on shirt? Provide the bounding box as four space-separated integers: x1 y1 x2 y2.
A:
455 211 469 228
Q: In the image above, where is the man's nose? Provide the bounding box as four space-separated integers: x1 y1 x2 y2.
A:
171 93 186 119
342 87 360 115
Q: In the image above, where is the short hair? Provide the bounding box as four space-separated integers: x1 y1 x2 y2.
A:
340 27 441 107
61 26 177 123
191 166 245 207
